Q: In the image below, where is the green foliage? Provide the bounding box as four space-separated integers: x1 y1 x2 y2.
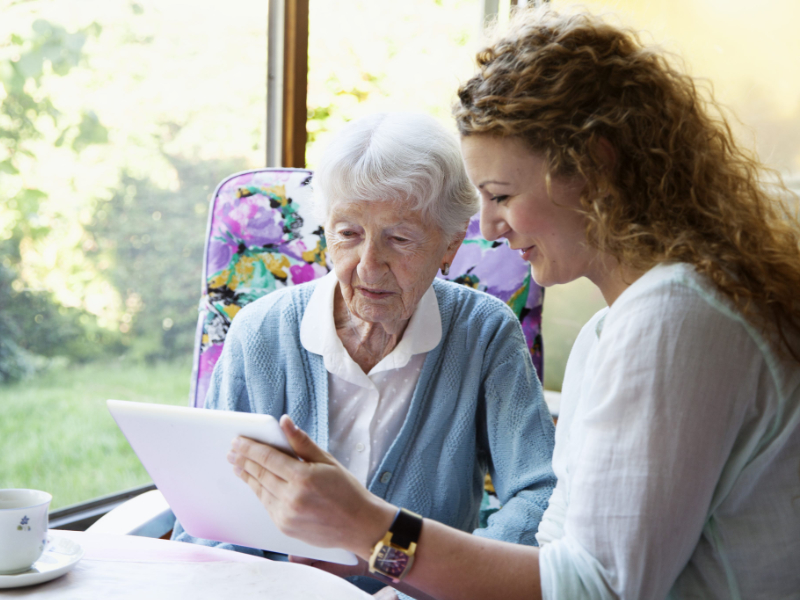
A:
4 188 49 245
0 261 34 383
0 358 189 509
70 110 109 152
0 18 107 244
0 18 109 381
4 286 125 363
87 154 248 363
0 19 104 168
0 238 121 375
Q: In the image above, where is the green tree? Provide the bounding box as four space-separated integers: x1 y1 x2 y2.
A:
0 19 108 380
1 18 106 205
87 154 247 362
0 258 32 382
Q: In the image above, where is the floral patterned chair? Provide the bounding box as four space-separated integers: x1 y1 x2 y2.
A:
190 168 325 407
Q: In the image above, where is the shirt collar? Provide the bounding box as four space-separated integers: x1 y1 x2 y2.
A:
300 271 442 383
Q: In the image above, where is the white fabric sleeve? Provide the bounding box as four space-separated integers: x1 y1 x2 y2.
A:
540 282 761 599
535 481 566 546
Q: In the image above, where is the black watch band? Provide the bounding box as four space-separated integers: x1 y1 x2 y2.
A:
388 508 423 549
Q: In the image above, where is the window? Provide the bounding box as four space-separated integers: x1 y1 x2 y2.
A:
1 0 268 509
1 0 489 510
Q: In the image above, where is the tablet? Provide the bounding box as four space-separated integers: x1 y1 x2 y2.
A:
106 399 357 565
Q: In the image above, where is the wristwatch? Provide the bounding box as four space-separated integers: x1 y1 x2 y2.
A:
368 508 423 583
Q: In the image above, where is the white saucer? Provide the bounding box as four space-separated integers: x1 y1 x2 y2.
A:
0 535 84 589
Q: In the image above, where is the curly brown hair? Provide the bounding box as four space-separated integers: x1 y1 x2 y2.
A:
455 6 800 360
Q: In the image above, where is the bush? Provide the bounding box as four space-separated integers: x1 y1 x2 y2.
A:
0 259 123 382
0 263 34 382
86 154 247 363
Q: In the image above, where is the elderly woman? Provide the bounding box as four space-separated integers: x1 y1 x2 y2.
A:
225 7 800 600
172 112 556 596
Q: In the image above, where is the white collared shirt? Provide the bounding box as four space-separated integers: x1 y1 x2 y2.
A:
300 271 442 486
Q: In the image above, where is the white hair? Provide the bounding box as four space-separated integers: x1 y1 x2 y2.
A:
312 112 479 238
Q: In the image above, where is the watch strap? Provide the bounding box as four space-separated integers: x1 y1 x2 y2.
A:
388 508 423 549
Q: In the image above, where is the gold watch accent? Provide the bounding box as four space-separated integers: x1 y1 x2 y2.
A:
368 508 422 583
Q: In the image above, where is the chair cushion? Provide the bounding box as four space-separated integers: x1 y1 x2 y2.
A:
191 169 328 407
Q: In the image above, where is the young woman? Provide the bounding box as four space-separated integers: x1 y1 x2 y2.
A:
226 7 800 599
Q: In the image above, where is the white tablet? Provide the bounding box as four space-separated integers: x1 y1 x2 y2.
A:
106 399 357 565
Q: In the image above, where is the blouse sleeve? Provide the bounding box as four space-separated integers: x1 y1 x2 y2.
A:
534 480 567 547
540 282 761 599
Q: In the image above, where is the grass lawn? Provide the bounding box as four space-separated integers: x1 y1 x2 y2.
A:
0 358 192 510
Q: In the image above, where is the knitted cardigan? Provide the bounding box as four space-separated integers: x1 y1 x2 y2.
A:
173 277 556 595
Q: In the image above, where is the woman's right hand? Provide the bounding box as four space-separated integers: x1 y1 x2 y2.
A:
227 415 397 558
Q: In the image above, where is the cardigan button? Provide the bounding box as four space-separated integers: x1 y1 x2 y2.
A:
380 471 392 484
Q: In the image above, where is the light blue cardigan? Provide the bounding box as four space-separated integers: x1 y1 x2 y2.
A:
173 277 556 595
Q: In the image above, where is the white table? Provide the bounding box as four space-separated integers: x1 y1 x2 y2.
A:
0 530 372 600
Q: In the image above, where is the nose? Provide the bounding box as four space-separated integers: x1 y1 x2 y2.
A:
357 237 388 283
479 200 509 242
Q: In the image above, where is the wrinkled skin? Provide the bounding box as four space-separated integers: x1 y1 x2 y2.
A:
326 198 464 372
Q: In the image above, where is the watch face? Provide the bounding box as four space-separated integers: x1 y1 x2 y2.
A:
375 545 410 579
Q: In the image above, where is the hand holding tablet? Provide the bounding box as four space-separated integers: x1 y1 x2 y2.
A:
226 414 397 562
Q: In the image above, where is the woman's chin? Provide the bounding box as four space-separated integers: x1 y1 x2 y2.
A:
529 265 564 289
528 264 550 288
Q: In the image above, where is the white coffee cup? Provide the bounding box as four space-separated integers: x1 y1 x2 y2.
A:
0 489 52 575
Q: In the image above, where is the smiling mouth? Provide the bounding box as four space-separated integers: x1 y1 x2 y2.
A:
516 245 535 260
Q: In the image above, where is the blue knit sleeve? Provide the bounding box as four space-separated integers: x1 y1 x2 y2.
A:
203 312 250 412
473 314 557 546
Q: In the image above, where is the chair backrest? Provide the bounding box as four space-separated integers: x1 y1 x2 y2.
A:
438 216 543 381
190 168 544 408
190 168 326 407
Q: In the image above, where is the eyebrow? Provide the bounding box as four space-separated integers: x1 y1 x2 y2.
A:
478 180 511 188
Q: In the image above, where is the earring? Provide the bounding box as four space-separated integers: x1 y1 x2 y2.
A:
441 263 450 276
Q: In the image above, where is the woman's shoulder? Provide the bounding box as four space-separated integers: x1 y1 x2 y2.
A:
604 262 782 366
611 262 734 316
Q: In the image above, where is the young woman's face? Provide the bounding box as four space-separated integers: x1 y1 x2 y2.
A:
460 134 598 288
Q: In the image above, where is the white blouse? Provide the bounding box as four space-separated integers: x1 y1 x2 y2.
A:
537 263 800 599
299 271 442 486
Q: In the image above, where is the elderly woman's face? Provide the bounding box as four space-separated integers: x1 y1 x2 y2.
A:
325 199 455 328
